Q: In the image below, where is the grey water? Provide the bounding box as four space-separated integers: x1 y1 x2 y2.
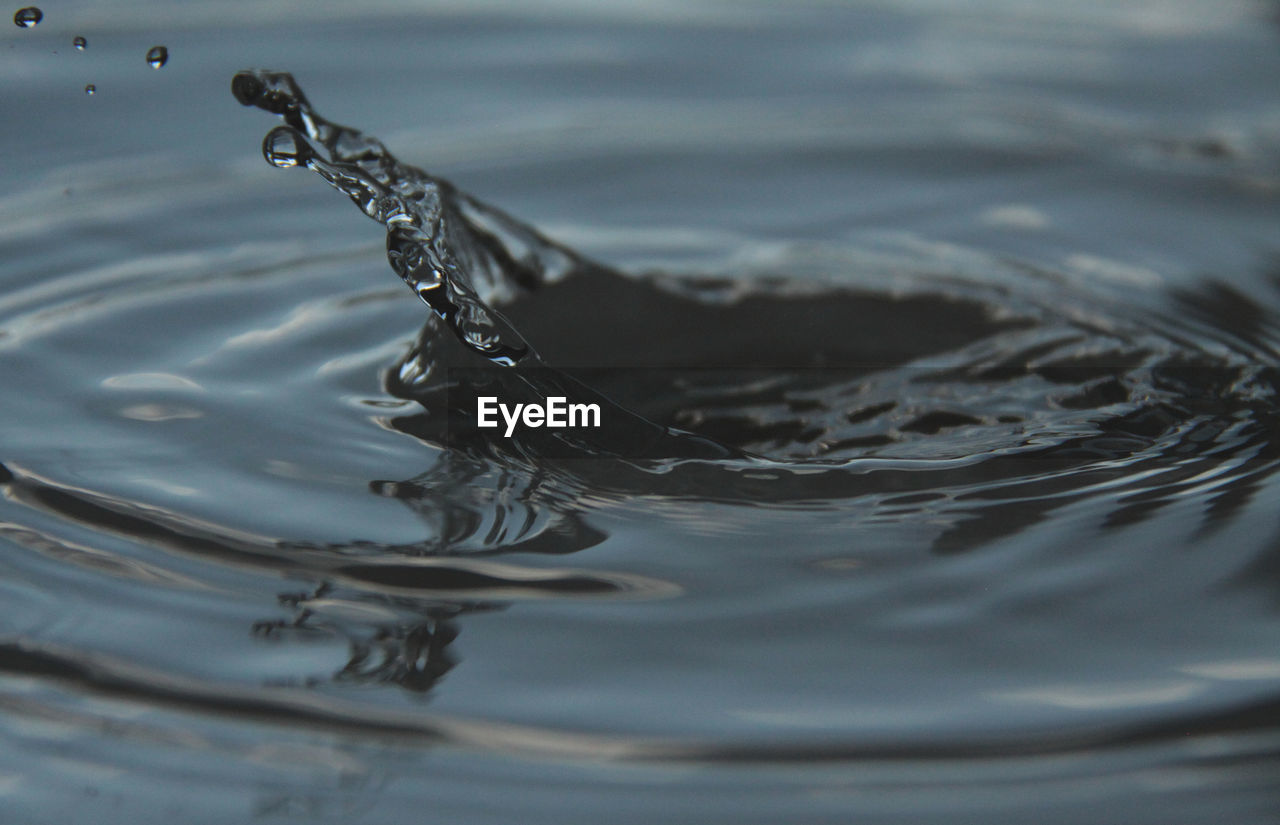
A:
2 2 1280 823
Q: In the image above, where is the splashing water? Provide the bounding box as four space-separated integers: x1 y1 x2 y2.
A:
234 69 1280 515
233 72 1280 811
1 9 1279 819
233 70 589 366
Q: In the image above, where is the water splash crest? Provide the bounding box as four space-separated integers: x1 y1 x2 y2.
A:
233 69 591 366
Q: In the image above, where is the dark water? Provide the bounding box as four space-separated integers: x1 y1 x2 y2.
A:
3 2 1280 822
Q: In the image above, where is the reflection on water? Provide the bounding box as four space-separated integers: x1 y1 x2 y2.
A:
254 583 466 695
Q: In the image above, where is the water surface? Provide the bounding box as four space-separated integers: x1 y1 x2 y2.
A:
2 2 1280 822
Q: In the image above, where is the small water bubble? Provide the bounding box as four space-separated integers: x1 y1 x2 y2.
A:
13 6 41 28
145 45 168 69
84 84 95 95
73 35 86 50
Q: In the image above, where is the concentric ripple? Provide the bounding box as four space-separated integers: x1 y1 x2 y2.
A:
2 21 1280 819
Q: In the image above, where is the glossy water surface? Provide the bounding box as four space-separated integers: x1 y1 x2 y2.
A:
2 2 1280 822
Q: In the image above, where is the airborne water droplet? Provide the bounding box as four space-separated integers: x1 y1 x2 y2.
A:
84 84 95 95
146 45 168 69
73 35 86 50
13 6 42 28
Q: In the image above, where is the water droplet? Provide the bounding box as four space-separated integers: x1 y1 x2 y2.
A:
73 35 86 50
13 6 41 28
263 126 313 168
84 84 95 95
230 72 264 107
145 45 168 69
